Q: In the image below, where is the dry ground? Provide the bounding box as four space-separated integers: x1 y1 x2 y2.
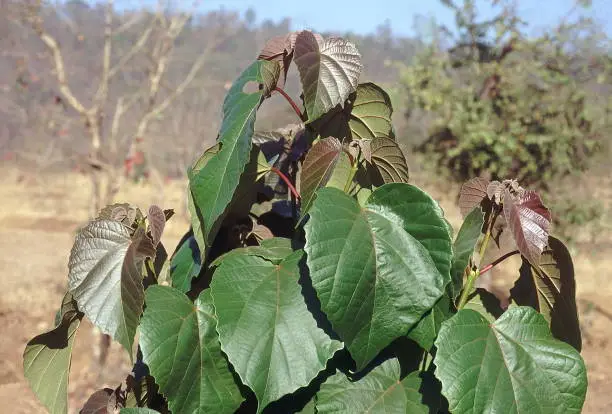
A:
0 164 610 412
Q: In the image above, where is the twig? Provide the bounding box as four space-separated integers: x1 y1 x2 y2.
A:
274 87 305 121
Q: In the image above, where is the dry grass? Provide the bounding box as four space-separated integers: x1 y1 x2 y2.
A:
0 163 611 412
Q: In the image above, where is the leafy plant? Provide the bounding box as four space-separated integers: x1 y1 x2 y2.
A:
23 30 587 414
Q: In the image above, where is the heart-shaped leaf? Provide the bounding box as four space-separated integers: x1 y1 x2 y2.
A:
304 185 448 370
169 234 201 293
140 286 243 414
23 293 83 414
464 288 504 322
503 189 551 266
458 177 489 217
434 307 587 413
510 236 581 351
294 31 362 122
211 248 343 413
211 237 294 266
190 60 277 261
68 221 154 355
348 83 394 140
316 359 439 413
370 137 409 184
257 33 295 89
450 207 484 298
299 137 343 218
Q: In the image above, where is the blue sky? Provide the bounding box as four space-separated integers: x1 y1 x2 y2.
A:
117 0 612 37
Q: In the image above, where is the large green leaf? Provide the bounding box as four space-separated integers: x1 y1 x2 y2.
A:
349 83 394 140
140 286 243 414
299 137 343 218
434 307 587 414
23 293 82 414
370 137 409 184
450 207 484 299
169 234 201 293
210 248 343 413
211 237 294 266
465 288 504 322
67 221 154 355
510 236 582 351
304 186 447 370
294 30 362 122
190 60 278 261
316 359 438 413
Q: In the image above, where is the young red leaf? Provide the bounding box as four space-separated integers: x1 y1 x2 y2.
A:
257 33 295 90
148 205 166 246
458 177 489 217
299 137 343 217
503 189 551 266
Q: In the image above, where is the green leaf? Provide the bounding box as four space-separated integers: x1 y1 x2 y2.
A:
190 60 276 261
299 137 343 218
120 409 160 414
510 236 582 351
316 359 438 413
434 307 587 414
464 288 504 322
169 234 201 293
140 286 243 414
23 293 82 414
407 294 454 351
349 83 394 140
67 221 153 356
210 249 343 413
370 137 409 183
325 150 353 191
211 237 294 266
294 31 362 122
451 207 484 299
304 186 447 370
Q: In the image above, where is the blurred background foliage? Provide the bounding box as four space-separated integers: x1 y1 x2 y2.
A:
1 0 610 240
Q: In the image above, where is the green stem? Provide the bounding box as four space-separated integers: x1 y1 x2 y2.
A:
343 153 359 194
457 269 478 310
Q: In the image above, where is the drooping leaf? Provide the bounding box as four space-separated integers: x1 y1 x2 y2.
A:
304 186 447 370
348 83 394 140
190 60 276 262
211 249 343 413
503 189 552 266
370 137 409 183
458 177 489 217
294 30 362 122
434 307 587 414
80 388 115 413
257 33 295 89
316 359 439 413
450 207 484 298
120 409 160 414
299 137 343 217
464 288 504 322
68 221 154 356
147 205 165 246
260 60 282 97
407 294 454 351
98 203 141 227
140 286 243 414
169 234 201 293
510 236 581 351
23 293 82 414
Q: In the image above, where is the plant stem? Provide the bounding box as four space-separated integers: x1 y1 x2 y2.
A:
270 166 300 200
479 250 520 275
343 153 359 194
456 269 478 310
274 87 305 122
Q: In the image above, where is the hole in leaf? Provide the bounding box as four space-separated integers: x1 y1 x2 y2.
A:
242 81 261 94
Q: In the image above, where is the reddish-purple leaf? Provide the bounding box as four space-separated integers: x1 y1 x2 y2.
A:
503 189 552 266
257 33 296 90
80 388 115 414
299 137 343 217
510 236 581 351
294 31 362 122
459 177 490 217
148 205 166 246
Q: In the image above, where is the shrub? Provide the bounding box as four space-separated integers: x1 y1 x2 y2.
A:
24 30 587 414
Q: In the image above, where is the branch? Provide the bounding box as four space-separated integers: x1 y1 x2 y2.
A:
93 0 113 108
108 15 156 79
